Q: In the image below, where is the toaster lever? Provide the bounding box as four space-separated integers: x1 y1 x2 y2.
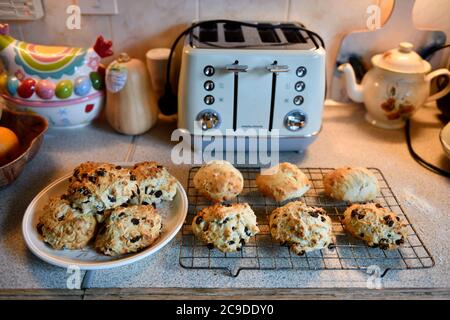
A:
225 64 248 73
266 64 290 73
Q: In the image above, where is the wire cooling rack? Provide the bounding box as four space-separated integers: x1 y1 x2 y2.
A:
179 167 434 277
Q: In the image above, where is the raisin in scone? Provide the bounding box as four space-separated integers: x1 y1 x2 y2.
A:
269 201 333 255
130 161 177 205
191 203 259 252
343 203 407 250
95 204 162 256
193 160 244 202
37 197 97 250
256 162 311 202
323 167 379 202
67 162 138 222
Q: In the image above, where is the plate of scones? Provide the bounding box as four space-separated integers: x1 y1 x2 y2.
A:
22 161 187 270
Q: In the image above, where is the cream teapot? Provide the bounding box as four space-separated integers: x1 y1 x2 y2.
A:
339 42 450 129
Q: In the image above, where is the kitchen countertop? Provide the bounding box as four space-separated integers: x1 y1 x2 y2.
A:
0 101 449 299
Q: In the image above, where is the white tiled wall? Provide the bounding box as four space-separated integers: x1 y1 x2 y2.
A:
198 0 289 20
3 0 450 98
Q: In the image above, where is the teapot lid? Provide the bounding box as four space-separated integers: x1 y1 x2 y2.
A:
371 42 431 74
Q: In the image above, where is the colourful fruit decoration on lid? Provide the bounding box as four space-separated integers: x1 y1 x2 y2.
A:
6 76 19 95
90 71 104 90
74 75 91 96
55 80 73 99
36 79 55 99
17 78 36 98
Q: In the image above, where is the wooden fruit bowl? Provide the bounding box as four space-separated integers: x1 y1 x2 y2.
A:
0 107 48 187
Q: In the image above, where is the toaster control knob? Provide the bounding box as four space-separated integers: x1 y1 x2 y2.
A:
204 65 215 77
197 110 220 131
295 81 305 92
204 95 215 105
284 111 307 131
293 95 304 105
204 80 215 91
296 66 307 77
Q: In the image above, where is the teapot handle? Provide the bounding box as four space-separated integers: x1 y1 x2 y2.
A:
425 68 450 103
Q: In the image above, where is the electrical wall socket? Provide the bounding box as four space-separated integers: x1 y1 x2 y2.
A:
77 0 119 15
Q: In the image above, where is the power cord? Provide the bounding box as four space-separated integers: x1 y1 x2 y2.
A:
405 119 450 177
158 19 325 115
403 44 450 178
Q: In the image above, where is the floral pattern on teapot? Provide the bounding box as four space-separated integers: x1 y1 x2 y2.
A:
380 83 415 121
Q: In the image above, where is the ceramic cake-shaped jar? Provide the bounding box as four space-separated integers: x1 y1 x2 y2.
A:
0 24 113 127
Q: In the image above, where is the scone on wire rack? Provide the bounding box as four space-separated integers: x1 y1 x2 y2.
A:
66 162 138 222
130 161 177 206
37 197 97 250
95 204 162 256
323 167 379 202
269 201 333 256
256 162 311 202
193 160 244 202
343 203 407 250
191 203 259 252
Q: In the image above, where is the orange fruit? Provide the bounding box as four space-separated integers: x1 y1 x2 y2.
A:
0 126 20 165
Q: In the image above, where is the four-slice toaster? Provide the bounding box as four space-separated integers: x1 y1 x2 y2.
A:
177 21 326 151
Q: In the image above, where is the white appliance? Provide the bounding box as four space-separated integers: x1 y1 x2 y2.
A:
177 21 326 151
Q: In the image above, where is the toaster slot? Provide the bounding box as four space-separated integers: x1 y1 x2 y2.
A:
268 61 278 131
268 71 277 131
280 24 306 43
257 24 280 43
224 22 244 42
225 60 244 130
199 22 218 42
225 60 250 131
233 72 238 130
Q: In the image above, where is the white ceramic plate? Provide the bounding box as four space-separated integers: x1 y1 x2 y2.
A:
22 167 188 270
440 122 450 160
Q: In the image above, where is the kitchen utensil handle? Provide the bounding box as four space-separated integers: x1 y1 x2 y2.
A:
425 69 450 103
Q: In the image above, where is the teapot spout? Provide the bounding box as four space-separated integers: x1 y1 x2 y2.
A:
338 63 364 103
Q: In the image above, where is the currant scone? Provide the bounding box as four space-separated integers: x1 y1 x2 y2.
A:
191 203 259 252
95 204 162 256
37 197 97 250
269 201 333 255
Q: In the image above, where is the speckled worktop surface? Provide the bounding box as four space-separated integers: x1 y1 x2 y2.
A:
0 101 449 291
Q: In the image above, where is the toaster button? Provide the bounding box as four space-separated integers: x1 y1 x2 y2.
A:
204 80 215 91
204 95 215 105
293 95 304 105
295 81 305 92
296 66 307 77
284 111 306 131
203 65 215 77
